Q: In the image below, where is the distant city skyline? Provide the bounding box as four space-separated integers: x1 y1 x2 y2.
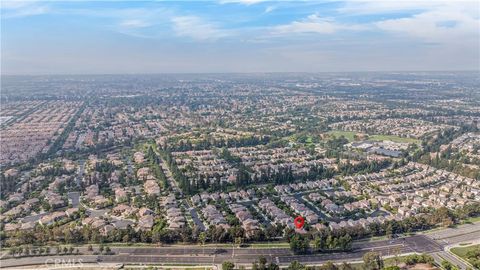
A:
1 0 479 75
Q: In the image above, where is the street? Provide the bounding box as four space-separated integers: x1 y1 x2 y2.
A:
0 222 478 269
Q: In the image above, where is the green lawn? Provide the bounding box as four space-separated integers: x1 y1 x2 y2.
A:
451 244 480 260
347 255 411 270
326 130 420 145
369 134 420 145
327 130 357 141
463 216 480 224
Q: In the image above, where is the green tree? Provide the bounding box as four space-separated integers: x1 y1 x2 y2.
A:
288 260 305 270
289 234 309 254
363 252 384 270
222 261 235 270
235 237 243 248
267 262 280 270
339 262 354 270
313 235 323 251
383 267 400 270
319 261 338 270
441 260 459 270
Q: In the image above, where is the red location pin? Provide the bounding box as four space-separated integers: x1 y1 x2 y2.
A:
294 216 305 229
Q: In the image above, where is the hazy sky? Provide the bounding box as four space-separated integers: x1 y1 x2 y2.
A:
1 0 479 74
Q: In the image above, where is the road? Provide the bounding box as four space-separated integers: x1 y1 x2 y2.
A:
426 221 480 245
67 192 80 208
1 222 478 269
157 149 206 231
76 160 85 187
425 221 480 270
0 234 443 268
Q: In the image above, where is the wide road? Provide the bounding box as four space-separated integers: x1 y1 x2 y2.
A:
0 235 444 268
426 221 480 245
2 222 479 268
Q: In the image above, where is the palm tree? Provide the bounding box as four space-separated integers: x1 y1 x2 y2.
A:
235 237 243 248
313 235 322 252
198 232 206 255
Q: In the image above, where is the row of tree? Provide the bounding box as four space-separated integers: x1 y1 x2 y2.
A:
168 135 271 152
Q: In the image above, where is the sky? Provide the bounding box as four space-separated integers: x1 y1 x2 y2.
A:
1 0 479 74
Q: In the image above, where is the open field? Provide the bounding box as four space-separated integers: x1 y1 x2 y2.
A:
369 134 421 144
326 130 421 144
450 244 479 260
326 130 357 141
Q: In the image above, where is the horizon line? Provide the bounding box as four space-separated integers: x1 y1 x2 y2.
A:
2 70 480 77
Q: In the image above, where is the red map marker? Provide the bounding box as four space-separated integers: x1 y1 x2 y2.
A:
294 216 305 229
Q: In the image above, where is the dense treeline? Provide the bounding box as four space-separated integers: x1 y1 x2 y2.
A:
44 104 86 158
166 135 271 152
285 203 480 255
464 246 480 269
157 146 192 195
338 159 391 176
145 146 168 189
414 127 480 180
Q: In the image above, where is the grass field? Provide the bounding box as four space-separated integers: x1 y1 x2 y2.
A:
326 130 357 141
327 130 420 145
451 244 479 260
463 216 480 224
369 134 421 144
348 255 439 270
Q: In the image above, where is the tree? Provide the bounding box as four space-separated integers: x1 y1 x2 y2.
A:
235 237 243 248
383 267 401 270
288 261 305 270
339 262 353 270
258 256 267 270
198 232 207 255
319 261 338 270
441 260 459 270
222 261 235 270
289 234 309 254
392 246 401 266
267 262 280 270
363 252 384 270
313 235 323 251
